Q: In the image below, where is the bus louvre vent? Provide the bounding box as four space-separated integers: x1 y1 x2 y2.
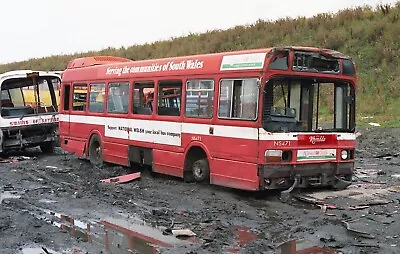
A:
67 56 133 69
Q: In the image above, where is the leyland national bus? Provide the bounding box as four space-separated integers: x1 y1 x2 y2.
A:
0 70 60 153
59 47 356 191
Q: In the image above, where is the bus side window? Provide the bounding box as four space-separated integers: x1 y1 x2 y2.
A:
107 82 129 114
72 84 87 111
133 82 154 115
185 79 214 118
157 80 182 116
218 78 259 120
88 83 105 113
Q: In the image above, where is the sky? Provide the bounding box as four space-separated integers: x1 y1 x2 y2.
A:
0 0 397 64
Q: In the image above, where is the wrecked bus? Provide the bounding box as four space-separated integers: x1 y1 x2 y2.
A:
0 70 60 153
59 47 356 191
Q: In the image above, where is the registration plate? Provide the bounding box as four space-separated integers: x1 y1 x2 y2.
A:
297 149 336 161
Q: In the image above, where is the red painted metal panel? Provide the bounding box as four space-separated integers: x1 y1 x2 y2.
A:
103 141 129 166
100 172 141 184
210 158 259 190
297 134 338 147
152 149 184 178
61 138 86 157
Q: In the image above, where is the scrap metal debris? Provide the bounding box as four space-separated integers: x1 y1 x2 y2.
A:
342 219 375 239
100 172 141 184
0 156 33 163
171 229 196 237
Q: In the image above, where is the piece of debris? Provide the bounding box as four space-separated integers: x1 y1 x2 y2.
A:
294 195 326 206
368 122 381 127
171 229 196 237
100 172 141 184
353 243 380 248
45 166 58 170
361 200 390 206
348 205 369 210
388 186 400 193
391 174 400 178
342 219 375 239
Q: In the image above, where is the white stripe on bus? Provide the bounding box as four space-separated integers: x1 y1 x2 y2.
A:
60 114 356 144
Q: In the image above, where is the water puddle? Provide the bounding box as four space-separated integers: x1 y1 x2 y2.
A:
277 239 336 254
29 208 193 253
226 225 259 253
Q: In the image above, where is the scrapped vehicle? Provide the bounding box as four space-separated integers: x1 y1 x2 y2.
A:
60 47 357 191
0 70 60 153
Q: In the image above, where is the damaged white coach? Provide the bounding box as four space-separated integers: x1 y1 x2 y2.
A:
0 71 60 153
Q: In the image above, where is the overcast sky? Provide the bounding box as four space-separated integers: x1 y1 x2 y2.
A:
0 0 397 64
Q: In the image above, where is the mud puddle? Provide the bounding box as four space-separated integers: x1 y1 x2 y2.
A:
25 206 195 253
277 239 336 254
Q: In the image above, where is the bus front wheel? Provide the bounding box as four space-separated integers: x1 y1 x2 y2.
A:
192 158 210 182
89 135 103 166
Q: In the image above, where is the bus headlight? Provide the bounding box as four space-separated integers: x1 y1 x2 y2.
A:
341 150 349 160
265 150 282 162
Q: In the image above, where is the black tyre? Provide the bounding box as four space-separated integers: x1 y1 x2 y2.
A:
192 158 210 182
88 135 103 166
40 141 55 154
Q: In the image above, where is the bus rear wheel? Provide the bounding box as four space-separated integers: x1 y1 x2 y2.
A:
89 135 103 166
40 141 55 154
192 158 210 182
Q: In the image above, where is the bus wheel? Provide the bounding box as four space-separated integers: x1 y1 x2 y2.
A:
89 135 103 166
40 141 55 154
192 158 210 182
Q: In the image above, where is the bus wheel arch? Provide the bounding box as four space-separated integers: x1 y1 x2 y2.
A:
88 133 103 166
184 145 210 183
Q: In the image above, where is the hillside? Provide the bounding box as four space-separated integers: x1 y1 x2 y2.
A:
1 2 399 126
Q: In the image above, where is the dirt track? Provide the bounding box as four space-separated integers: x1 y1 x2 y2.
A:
1 127 399 254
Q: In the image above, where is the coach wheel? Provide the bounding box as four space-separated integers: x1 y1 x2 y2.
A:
192 158 210 182
89 135 103 166
40 141 55 154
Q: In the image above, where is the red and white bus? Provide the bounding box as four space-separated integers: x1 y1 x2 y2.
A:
59 47 356 191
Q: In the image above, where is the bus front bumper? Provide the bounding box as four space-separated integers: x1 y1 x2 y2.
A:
259 162 354 190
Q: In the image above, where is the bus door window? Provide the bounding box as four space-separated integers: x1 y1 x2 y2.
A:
185 79 214 118
157 81 182 116
88 83 105 113
218 78 259 120
133 82 154 115
72 84 88 111
63 84 71 111
107 82 129 114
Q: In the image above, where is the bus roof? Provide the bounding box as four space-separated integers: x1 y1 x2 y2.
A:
0 70 61 82
63 47 353 81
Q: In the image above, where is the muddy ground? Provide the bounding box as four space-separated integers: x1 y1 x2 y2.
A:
0 127 399 254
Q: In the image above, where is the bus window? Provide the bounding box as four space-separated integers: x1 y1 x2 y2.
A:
89 83 105 113
63 85 71 111
133 82 154 115
157 81 182 116
72 84 87 111
185 79 214 118
107 82 129 114
218 78 259 120
8 88 24 107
